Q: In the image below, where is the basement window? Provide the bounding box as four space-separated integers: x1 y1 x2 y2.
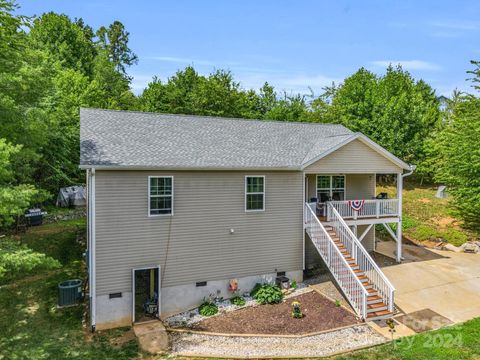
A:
148 176 173 216
245 176 265 211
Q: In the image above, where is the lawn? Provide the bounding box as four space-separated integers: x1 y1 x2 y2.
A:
377 183 473 246
332 317 480 360
0 218 140 359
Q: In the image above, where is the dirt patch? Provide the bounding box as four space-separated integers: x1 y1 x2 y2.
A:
432 216 461 229
189 291 360 335
109 329 136 349
396 309 453 333
418 198 432 203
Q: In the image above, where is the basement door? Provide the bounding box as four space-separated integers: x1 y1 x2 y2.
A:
132 266 161 323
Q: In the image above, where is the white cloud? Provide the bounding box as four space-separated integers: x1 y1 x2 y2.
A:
371 60 442 71
143 56 242 67
428 20 480 31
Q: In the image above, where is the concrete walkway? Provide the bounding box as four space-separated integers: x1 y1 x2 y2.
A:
381 248 480 324
133 321 169 354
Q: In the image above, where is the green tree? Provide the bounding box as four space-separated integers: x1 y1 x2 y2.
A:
0 139 38 228
434 95 480 229
325 66 440 171
96 21 138 76
29 12 97 76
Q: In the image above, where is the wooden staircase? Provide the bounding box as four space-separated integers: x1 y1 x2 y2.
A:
324 224 393 320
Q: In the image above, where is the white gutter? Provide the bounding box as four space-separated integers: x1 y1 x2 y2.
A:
402 164 416 179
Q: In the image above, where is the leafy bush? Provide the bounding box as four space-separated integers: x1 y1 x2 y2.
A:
0 240 61 284
199 301 218 316
412 225 438 241
410 224 468 247
291 280 297 289
252 284 283 305
230 296 246 306
442 228 468 247
250 283 262 297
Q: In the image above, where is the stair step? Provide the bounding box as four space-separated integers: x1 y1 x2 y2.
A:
366 287 377 294
367 295 383 304
367 302 388 313
349 264 360 270
367 309 392 319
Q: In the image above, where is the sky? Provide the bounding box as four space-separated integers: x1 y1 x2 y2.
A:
17 0 480 97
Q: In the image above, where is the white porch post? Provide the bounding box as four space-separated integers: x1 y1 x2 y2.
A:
396 173 403 262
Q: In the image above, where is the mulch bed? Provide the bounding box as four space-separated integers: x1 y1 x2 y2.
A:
189 291 360 335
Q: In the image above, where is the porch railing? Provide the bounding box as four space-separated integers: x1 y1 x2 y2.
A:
328 199 399 220
326 202 395 312
304 203 368 319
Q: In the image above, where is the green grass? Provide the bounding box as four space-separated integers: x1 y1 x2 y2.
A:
377 184 472 246
0 218 141 359
332 317 480 360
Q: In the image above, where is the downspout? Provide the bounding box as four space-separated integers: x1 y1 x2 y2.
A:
302 172 306 271
396 165 415 262
89 168 96 332
402 165 416 180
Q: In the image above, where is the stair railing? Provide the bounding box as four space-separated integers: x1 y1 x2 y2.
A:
304 203 368 319
326 202 395 312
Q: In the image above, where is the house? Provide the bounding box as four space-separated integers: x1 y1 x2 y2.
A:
80 108 413 331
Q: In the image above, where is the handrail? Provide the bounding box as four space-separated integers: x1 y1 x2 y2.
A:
304 203 368 319
326 202 395 312
328 199 399 219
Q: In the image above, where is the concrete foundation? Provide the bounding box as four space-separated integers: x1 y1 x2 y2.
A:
95 270 303 330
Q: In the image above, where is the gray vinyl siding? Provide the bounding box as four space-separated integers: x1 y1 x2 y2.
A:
305 139 403 174
305 174 375 201
345 174 375 200
95 170 303 295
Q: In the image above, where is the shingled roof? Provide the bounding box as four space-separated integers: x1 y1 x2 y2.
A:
79 108 410 170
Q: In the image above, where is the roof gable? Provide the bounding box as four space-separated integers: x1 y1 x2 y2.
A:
303 136 410 173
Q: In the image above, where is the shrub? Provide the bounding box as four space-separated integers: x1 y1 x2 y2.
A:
199 301 218 316
291 280 297 289
250 283 262 297
252 284 283 305
442 228 468 247
412 225 438 241
0 240 61 284
230 296 246 306
335 299 341 307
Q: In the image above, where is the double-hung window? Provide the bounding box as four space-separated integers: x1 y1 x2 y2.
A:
316 175 345 202
245 176 265 211
149 176 173 216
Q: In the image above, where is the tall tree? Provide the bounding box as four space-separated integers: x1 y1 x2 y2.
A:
96 21 138 76
434 95 480 230
29 12 97 76
324 65 440 170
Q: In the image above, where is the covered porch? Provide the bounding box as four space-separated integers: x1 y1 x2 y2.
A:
304 173 404 262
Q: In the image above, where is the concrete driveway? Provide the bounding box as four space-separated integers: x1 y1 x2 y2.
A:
380 247 480 324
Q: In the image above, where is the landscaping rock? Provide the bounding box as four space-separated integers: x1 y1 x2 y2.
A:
443 243 463 253
462 242 479 254
170 324 386 358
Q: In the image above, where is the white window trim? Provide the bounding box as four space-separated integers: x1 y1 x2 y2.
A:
245 175 265 212
148 176 174 217
315 174 346 201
